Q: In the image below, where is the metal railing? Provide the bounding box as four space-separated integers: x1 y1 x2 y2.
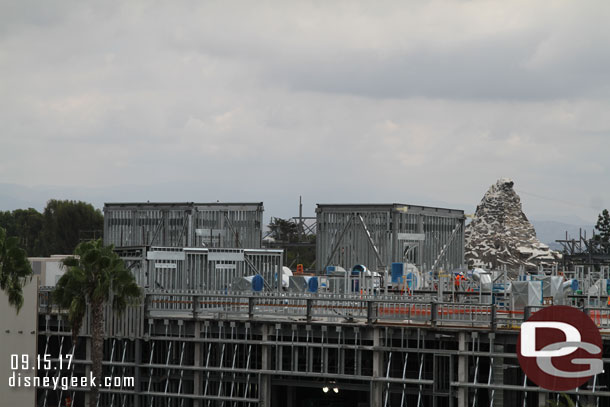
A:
39 288 610 331
140 291 555 329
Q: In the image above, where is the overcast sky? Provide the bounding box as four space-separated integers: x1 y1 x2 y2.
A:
1 0 609 223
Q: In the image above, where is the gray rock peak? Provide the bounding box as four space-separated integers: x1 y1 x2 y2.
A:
465 179 560 270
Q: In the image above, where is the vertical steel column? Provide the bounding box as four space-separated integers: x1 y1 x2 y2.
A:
457 332 468 407
371 326 383 407
193 321 202 407
306 326 312 372
290 326 297 372
260 324 271 407
337 326 344 375
321 326 327 373
537 391 547 407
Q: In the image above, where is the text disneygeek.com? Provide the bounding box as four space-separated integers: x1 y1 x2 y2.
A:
8 354 135 390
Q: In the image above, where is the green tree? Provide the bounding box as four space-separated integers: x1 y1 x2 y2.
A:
53 239 141 407
41 199 103 256
267 218 316 269
0 210 17 235
268 217 299 243
0 226 33 312
595 209 610 243
13 208 44 255
0 208 44 256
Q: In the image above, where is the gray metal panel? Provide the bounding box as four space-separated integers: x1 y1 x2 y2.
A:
122 246 282 292
104 202 263 249
316 203 465 272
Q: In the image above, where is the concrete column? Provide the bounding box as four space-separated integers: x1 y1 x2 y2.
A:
457 332 468 407
193 321 201 407
260 324 271 407
134 338 141 407
492 342 504 407
371 326 383 407
538 392 548 407
85 336 92 406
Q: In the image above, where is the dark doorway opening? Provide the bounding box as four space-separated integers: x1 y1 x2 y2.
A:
272 382 369 407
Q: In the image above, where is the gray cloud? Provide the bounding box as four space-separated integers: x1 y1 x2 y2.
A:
0 0 609 223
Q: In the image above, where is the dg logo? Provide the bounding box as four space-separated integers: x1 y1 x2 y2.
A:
517 305 603 391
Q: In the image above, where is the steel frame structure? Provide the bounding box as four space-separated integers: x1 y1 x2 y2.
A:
316 204 465 273
117 246 284 292
104 203 264 249
35 201 610 407
37 287 610 407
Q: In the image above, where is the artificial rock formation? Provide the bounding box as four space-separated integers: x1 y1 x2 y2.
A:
465 178 560 271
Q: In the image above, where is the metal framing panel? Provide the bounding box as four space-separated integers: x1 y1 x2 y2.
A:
316 203 465 272
104 202 264 249
120 247 284 292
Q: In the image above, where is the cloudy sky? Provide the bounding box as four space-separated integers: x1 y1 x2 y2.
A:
1 0 609 223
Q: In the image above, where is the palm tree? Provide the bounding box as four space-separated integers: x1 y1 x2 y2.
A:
0 226 32 312
53 239 141 407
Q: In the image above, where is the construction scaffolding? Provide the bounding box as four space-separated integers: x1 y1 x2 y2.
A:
556 229 610 268
316 204 465 274
34 201 610 407
104 202 264 249
37 282 610 407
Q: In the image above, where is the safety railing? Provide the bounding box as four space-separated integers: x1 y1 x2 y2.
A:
141 291 535 329
435 302 494 328
39 288 603 331
586 307 610 329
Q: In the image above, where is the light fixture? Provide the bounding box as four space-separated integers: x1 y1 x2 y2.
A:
322 386 329 393
333 387 339 393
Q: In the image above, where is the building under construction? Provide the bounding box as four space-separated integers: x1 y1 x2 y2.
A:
104 202 264 249
316 203 465 273
35 202 610 407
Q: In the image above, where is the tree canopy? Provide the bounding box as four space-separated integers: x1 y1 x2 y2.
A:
0 226 33 312
267 217 316 269
268 217 299 243
595 209 610 243
0 199 103 256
